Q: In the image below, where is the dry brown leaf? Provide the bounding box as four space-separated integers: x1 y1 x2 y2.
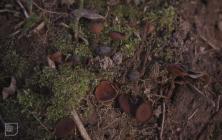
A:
47 56 56 69
167 64 188 77
72 9 105 20
49 52 63 64
47 52 63 69
2 77 17 100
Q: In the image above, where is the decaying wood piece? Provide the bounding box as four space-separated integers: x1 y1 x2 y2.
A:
71 109 92 140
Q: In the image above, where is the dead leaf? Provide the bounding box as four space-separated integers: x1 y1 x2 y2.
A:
187 71 207 79
47 52 63 69
2 77 17 100
109 31 126 41
167 64 188 77
47 56 56 69
49 52 63 64
71 9 105 20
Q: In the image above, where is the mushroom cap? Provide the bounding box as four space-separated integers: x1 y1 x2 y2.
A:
136 102 153 122
118 94 131 114
55 118 76 138
89 21 104 34
109 31 126 41
95 81 117 102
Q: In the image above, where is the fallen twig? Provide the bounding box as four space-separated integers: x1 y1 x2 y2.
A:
16 0 29 18
187 83 215 107
160 88 166 140
27 110 51 132
199 34 218 50
0 9 17 13
71 109 92 140
188 108 198 120
160 101 165 140
33 21 45 33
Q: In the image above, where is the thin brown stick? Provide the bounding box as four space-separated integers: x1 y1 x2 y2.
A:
33 21 45 33
160 101 166 140
0 9 17 13
187 83 215 107
27 110 51 132
160 88 166 140
16 0 29 18
71 109 92 140
199 34 218 50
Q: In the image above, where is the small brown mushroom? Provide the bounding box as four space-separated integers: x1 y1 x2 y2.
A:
109 31 126 41
135 102 153 122
89 21 104 34
54 117 76 138
95 81 117 102
117 94 131 114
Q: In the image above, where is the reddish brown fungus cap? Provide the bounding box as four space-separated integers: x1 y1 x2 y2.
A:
135 102 153 122
95 81 117 102
54 117 76 138
118 94 131 114
109 31 126 41
89 21 104 34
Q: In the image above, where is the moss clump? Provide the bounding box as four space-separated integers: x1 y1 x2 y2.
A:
145 6 176 39
112 5 141 21
75 43 93 57
1 49 30 79
46 66 95 122
18 65 95 124
18 89 48 113
53 32 74 54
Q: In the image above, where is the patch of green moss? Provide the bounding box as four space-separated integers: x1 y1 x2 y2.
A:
53 32 74 54
75 43 93 57
1 49 30 79
18 89 48 113
47 66 95 122
112 5 140 21
145 6 176 39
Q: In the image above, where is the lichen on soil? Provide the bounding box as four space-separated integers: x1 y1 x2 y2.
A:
1 0 222 139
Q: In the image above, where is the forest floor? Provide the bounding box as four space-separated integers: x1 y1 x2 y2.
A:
0 0 222 140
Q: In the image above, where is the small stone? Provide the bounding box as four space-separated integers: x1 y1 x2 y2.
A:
112 52 123 65
99 57 114 70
